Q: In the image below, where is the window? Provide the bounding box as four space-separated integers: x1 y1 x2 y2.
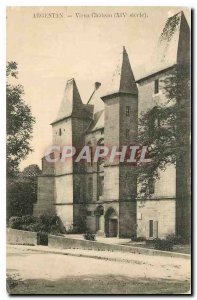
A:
97 138 104 170
87 142 93 166
98 175 104 198
96 215 101 231
137 212 142 220
60 152 62 159
154 79 159 94
90 146 93 166
126 106 130 116
59 128 62 136
126 129 130 139
149 220 154 238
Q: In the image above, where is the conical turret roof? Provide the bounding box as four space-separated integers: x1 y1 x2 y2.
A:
51 78 92 124
102 46 138 98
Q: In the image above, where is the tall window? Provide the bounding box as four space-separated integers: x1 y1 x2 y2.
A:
98 175 104 198
149 220 154 238
59 128 62 136
97 139 104 200
97 138 104 170
126 106 130 116
154 79 159 94
87 142 93 166
96 215 101 231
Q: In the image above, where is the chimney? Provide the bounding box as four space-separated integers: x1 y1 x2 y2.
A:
95 82 101 90
87 82 102 104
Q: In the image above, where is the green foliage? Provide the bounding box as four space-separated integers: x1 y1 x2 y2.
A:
6 61 35 177
65 217 86 234
83 233 96 241
8 216 23 229
6 61 18 78
136 63 190 197
160 13 181 42
166 234 187 245
7 164 41 220
153 238 174 251
131 235 146 242
8 213 65 235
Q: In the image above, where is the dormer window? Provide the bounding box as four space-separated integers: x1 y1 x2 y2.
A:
154 79 159 94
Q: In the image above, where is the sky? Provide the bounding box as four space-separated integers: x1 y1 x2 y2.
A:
6 6 190 170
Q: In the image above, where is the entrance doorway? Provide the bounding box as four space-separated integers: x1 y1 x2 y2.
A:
105 208 118 237
108 218 118 237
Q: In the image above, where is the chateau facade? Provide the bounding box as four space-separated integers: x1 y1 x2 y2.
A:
34 11 190 239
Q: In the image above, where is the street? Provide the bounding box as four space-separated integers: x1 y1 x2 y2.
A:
7 245 191 294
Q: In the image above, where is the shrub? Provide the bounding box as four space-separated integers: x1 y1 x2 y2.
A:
166 234 187 245
21 215 36 225
83 233 96 241
8 216 22 229
154 238 173 251
21 223 40 232
131 235 146 242
8 214 65 235
37 232 48 246
66 225 79 234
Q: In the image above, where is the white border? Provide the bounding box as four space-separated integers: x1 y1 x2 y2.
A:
1 1 195 299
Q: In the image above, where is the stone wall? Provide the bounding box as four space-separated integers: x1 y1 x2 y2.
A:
34 176 55 216
48 234 189 259
137 199 176 239
7 228 37 245
119 201 136 238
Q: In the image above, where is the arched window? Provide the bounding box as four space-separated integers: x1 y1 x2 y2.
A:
98 175 104 198
95 205 104 232
97 138 104 200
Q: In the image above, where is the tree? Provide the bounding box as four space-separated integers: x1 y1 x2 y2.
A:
135 63 190 240
7 164 41 220
6 61 35 177
136 63 190 198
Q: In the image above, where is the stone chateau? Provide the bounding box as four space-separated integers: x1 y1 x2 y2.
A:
34 11 190 239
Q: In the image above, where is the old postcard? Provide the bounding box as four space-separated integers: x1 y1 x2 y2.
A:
6 6 191 294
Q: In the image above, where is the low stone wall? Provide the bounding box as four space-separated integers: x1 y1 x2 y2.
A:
48 235 190 259
7 228 37 246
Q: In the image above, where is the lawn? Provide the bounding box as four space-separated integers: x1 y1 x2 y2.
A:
124 243 191 254
7 275 190 295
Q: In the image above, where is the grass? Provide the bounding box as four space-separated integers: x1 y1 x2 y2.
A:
125 243 191 254
7 275 190 295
